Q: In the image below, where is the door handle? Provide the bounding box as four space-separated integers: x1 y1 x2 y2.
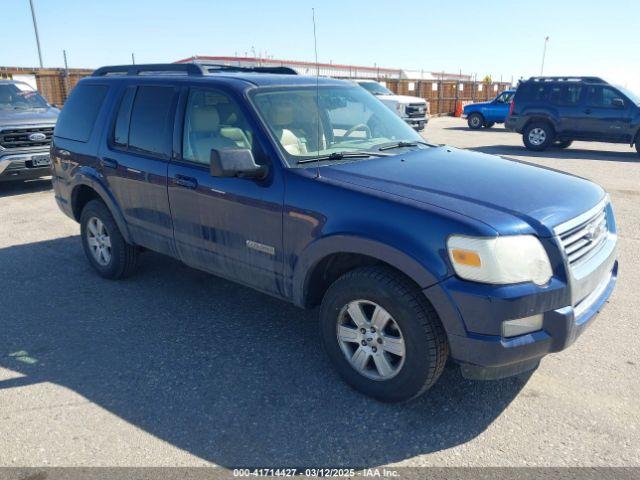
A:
101 158 118 169
174 174 198 189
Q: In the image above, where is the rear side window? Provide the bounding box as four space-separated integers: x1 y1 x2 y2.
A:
127 86 176 158
54 84 108 142
519 83 582 106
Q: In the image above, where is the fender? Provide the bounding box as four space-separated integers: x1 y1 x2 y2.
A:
71 167 134 244
292 234 443 308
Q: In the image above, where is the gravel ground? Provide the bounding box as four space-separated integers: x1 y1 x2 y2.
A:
0 116 638 468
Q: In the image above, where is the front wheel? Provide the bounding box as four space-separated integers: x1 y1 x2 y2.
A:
319 266 449 403
523 122 554 151
80 200 139 279
467 113 484 130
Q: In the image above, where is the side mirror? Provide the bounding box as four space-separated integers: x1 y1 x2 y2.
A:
210 148 267 179
612 98 625 108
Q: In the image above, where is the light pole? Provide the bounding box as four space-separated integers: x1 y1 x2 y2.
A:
28 0 44 68
540 36 549 76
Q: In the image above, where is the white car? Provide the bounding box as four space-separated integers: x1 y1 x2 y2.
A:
355 80 429 131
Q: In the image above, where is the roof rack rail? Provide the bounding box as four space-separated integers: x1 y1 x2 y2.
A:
527 76 606 83
198 63 298 75
92 64 205 77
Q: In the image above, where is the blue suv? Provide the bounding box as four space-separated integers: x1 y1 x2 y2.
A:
463 89 515 129
51 64 618 402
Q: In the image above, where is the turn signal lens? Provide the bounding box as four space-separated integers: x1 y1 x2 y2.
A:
451 249 481 267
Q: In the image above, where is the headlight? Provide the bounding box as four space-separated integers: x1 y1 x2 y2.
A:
447 235 552 285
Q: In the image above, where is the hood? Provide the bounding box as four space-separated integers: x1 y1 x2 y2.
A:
464 101 491 111
320 147 604 236
0 107 59 127
376 94 426 104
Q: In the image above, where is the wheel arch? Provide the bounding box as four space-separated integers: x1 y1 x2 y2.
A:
70 171 133 244
293 235 441 309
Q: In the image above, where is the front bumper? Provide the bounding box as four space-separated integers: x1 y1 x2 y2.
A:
0 151 52 181
447 261 617 379
424 209 618 380
404 117 428 130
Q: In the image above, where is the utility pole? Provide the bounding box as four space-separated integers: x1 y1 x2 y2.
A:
62 50 70 100
540 36 549 75
131 53 136 64
28 0 44 67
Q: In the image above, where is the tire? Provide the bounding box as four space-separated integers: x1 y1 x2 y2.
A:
467 113 484 130
523 122 554 151
80 199 139 279
484 122 495 129
319 266 449 403
636 139 640 157
554 139 573 149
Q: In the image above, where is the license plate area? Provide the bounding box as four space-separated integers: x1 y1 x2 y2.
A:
28 155 51 168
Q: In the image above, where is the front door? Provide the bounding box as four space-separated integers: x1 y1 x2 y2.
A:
577 85 634 142
167 86 286 296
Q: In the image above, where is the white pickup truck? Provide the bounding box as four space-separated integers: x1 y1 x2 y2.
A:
355 79 429 131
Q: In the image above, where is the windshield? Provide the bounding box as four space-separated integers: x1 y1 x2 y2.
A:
252 85 426 167
0 83 50 110
616 85 640 106
358 81 394 96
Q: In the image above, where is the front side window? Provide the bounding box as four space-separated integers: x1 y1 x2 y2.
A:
586 86 625 108
127 86 176 158
496 92 514 103
251 85 425 167
182 88 254 165
0 82 49 110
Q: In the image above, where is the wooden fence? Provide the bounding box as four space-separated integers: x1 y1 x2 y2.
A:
1 66 512 115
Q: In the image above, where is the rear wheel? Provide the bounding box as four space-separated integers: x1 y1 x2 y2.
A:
636 139 640 156
319 266 449 403
467 113 484 130
554 139 573 149
80 200 139 279
523 122 554 151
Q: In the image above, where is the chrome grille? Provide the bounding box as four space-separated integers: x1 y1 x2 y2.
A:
558 205 608 268
0 126 53 149
405 103 427 118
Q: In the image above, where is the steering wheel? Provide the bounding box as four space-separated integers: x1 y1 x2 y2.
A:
344 123 372 139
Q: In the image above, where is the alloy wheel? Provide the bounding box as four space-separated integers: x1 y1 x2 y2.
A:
336 300 406 381
86 217 112 266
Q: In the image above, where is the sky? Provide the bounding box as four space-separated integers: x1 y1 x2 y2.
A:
3 0 640 91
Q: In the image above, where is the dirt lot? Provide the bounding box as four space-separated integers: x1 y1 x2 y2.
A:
0 116 638 468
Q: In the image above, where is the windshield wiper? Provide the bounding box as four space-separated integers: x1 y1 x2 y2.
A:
377 140 434 151
297 151 390 164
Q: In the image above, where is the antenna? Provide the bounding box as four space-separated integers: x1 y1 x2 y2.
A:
312 7 321 178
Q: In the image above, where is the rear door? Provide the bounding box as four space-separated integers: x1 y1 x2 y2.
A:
99 83 179 256
549 83 585 137
578 85 634 141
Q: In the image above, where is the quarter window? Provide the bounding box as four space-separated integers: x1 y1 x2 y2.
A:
182 88 254 165
54 84 108 142
127 86 176 158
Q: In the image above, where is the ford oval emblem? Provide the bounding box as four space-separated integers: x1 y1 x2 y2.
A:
28 132 47 142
